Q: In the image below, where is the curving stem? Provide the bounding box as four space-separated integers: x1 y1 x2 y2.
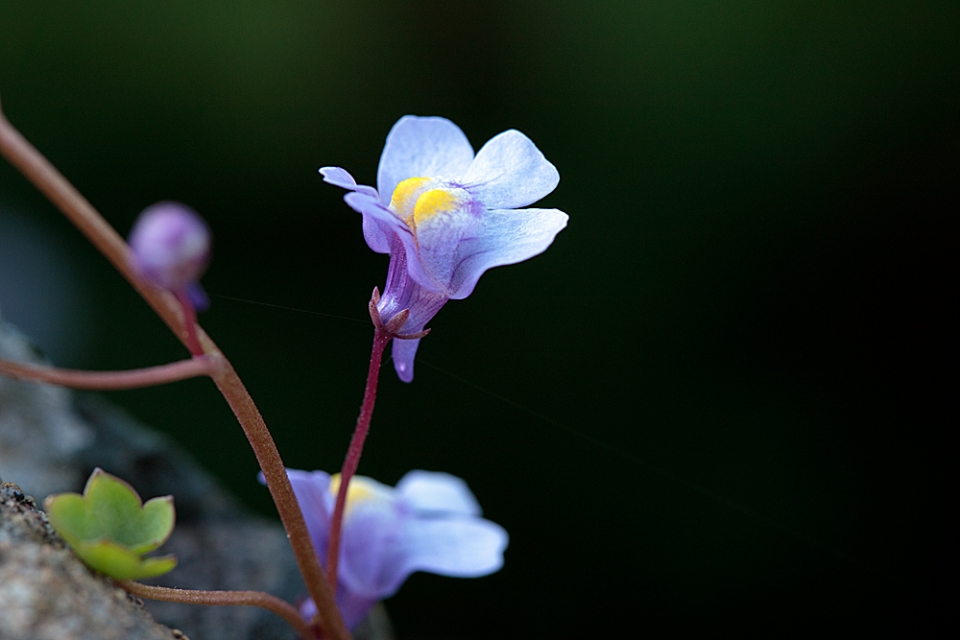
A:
0 97 350 640
0 356 213 389
119 582 314 639
174 289 205 357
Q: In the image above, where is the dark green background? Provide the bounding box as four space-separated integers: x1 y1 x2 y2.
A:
1 1 956 636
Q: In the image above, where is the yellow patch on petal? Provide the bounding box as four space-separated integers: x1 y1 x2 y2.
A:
389 177 464 233
414 189 458 226
389 177 432 225
329 474 381 515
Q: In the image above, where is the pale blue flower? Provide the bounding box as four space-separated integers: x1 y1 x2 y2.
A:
321 116 568 381
276 469 508 629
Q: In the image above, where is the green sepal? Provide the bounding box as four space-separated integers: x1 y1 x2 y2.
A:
44 468 177 580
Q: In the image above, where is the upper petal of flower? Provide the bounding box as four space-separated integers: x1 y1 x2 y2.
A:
377 116 475 206
396 471 482 517
320 169 392 253
447 207 569 299
459 130 560 209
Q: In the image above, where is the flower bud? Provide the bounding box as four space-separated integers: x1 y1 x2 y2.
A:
128 202 211 293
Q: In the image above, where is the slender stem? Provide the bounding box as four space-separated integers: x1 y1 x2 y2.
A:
326 328 390 587
174 290 205 357
0 100 350 640
207 353 348 639
0 356 212 389
119 581 313 640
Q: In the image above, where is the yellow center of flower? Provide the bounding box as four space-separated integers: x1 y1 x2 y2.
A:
389 177 432 224
414 189 458 225
389 177 460 229
328 474 381 515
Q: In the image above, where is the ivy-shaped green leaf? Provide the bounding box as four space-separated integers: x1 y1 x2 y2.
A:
44 468 177 580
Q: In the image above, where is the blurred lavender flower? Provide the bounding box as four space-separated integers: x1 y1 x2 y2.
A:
271 468 508 629
321 116 568 381
128 202 211 310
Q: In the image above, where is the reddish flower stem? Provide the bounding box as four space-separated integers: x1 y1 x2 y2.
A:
0 98 350 640
326 327 390 587
174 290 205 356
119 581 314 640
0 356 213 389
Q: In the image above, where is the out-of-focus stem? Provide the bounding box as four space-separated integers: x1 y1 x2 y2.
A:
326 327 390 587
174 290 205 356
0 99 350 640
0 357 212 389
119 581 313 640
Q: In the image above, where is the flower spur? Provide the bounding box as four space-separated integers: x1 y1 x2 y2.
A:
321 116 568 381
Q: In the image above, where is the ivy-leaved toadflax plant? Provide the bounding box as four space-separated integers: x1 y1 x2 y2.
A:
266 469 508 629
321 115 569 382
2 97 564 638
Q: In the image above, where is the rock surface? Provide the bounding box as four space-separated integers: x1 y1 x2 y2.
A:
0 321 93 502
0 479 185 640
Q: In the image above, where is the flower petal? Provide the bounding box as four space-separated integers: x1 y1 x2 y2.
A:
459 130 560 209
448 207 568 299
282 470 334 555
377 116 475 206
411 192 484 296
336 590 379 631
383 518 508 588
299 591 378 632
376 239 450 382
342 506 507 599
343 191 413 257
391 336 422 383
319 167 379 199
338 499 402 598
377 240 450 323
396 471 482 516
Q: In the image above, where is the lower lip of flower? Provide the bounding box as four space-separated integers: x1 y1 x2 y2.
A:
389 177 468 231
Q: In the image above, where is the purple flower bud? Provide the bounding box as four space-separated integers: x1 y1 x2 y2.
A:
128 202 211 294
